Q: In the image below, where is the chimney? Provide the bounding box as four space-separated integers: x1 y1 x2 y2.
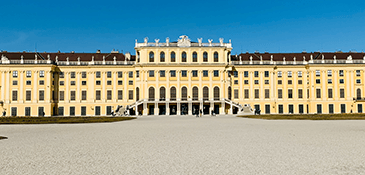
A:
96 50 101 53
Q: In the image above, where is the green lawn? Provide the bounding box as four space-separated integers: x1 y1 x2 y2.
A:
237 113 365 120
0 116 136 124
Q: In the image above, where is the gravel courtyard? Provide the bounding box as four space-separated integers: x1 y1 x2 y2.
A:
1 115 365 174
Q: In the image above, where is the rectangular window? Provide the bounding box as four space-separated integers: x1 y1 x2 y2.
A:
288 89 293 98
11 107 17 117
82 72 87 78
37 90 45 102
316 89 321 98
315 70 320 76
278 105 283 114
356 70 361 76
278 80 282 85
12 90 17 101
170 70 176 77
244 89 249 99
203 70 208 77
59 91 64 101
107 90 112 100
136 71 139 78
26 71 32 78
107 71 112 78
254 71 259 77
129 71 133 78
340 89 345 98
289 104 294 114
339 70 344 76
26 80 31 85
307 89 309 99
254 89 259 99
129 90 133 100
298 89 303 99
160 70 165 77
13 80 18 85
181 70 187 77
25 107 31 116
39 70 45 77
298 71 302 77
214 70 219 77
96 90 101 100
299 104 304 114
327 70 332 77
254 80 259 84
39 80 44 85
234 89 239 99
60 81 64 86
59 72 64 78
107 106 112 115
298 80 302 84
329 104 334 114
58 107 64 116
192 70 198 77
264 71 269 77
265 104 270 114
265 89 269 99
96 71 101 78
118 81 123 85
288 71 292 77
71 81 76 86
244 71 248 77
244 80 249 84
234 71 238 77
12 71 18 78
288 80 292 84
328 89 333 98
118 71 123 78
265 80 269 84
70 107 75 116
277 71 282 77
82 91 87 100
95 106 101 116
316 79 320 84
81 106 86 116
118 90 123 100
278 89 282 99
82 81 87 85
340 79 344 84
70 91 75 101
70 72 75 78
107 81 112 85
149 70 154 77
96 81 101 85
358 104 362 113
129 81 133 85
328 79 332 84
341 104 346 113
356 79 361 84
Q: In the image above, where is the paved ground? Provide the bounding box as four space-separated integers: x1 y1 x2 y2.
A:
1 115 365 174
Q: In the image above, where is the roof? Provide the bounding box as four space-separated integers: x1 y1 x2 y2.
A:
231 52 365 61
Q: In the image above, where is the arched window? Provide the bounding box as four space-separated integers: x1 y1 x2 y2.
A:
181 87 187 101
170 52 176 62
170 87 176 101
192 52 198 62
203 87 209 100
182 52 187 62
214 52 219 62
192 87 198 100
357 88 361 100
148 87 155 101
228 86 232 100
160 52 165 62
160 87 166 101
214 87 220 100
149 52 154 62
136 87 140 101
203 52 208 62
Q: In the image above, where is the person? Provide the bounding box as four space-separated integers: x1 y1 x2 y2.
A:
2 111 6 117
199 109 202 117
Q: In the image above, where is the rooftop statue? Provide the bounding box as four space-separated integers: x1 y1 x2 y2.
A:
177 35 191 47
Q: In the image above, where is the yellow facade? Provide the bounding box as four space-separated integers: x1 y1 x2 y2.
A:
1 35 365 116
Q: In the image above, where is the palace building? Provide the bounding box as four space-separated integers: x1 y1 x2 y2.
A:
1 35 365 116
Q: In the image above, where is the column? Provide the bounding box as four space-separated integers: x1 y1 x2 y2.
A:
177 102 181 115
102 71 106 102
76 71 80 102
1 71 5 101
113 71 117 102
188 101 192 115
19 71 24 102
249 71 253 100
166 102 169 115
33 71 38 103
321 70 326 100
154 102 158 115
260 71 264 100
210 102 214 115
143 101 147 116
65 72 69 103
88 71 94 102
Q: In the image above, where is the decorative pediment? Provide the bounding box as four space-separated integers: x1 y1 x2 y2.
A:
177 35 191 47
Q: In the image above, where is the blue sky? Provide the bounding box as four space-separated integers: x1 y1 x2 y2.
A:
1 0 365 54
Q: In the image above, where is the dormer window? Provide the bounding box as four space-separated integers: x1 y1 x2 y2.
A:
203 52 208 62
214 52 219 62
182 52 187 62
171 52 176 62
149 51 154 62
192 52 197 62
160 52 165 62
